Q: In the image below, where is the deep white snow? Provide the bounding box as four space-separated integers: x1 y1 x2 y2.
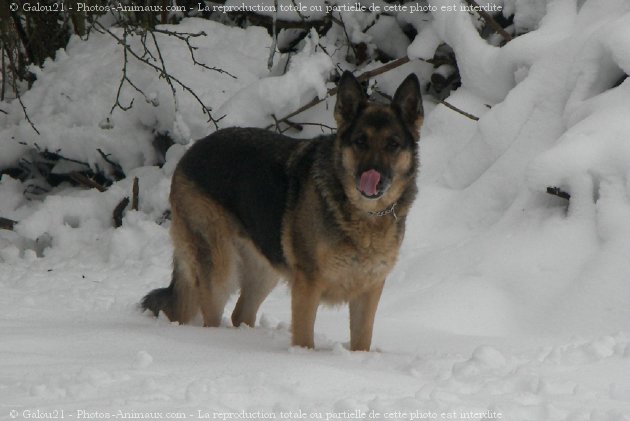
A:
1 1 630 420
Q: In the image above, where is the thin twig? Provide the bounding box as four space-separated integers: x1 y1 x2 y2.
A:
97 148 125 179
151 28 237 79
111 29 134 114
93 21 224 128
268 0 278 70
278 118 303 133
139 30 156 62
285 121 336 133
357 56 411 81
15 87 40 135
4 45 40 134
438 99 479 121
1 43 6 101
149 30 178 107
338 14 358 61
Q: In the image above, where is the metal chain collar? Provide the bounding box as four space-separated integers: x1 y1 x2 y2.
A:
367 202 398 221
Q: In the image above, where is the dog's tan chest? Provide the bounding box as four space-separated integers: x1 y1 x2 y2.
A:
314 221 401 303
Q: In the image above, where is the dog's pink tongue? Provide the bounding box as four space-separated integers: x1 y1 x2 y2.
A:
359 169 381 196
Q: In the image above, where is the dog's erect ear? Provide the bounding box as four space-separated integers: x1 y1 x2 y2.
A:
335 71 366 128
392 74 423 133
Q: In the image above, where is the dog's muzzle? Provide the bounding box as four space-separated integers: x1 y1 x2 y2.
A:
357 169 391 199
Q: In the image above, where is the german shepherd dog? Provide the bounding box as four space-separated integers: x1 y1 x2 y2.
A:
141 71 423 351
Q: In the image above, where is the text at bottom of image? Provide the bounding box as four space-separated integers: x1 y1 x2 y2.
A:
9 408 503 420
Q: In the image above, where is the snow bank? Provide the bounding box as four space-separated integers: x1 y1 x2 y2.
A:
391 0 630 339
0 18 271 173
217 32 333 127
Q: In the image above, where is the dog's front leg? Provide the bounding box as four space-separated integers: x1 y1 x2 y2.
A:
291 273 322 349
349 280 385 351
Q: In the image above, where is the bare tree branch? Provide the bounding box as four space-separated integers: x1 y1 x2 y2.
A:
111 28 135 114
268 0 279 70
3 40 40 134
283 121 336 133
93 21 225 128
437 99 479 121
69 171 107 192
151 28 237 79
14 85 40 135
148 29 178 105
9 9 36 65
266 57 410 131
97 148 125 180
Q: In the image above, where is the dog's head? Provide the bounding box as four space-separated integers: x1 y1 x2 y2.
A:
334 71 423 211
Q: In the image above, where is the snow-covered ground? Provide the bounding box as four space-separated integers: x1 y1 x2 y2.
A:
2 1 630 420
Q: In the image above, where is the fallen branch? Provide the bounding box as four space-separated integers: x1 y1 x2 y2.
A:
113 197 130 228
266 56 410 131
131 177 139 211
438 99 480 121
0 217 17 231
359 57 411 81
546 187 570 200
463 0 512 43
285 121 336 133
96 148 125 180
69 172 107 192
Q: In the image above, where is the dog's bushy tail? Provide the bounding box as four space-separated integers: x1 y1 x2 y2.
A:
141 259 197 323
141 283 175 319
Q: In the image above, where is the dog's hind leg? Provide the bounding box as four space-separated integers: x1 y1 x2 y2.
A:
231 241 280 327
196 244 237 328
141 226 200 324
185 220 239 328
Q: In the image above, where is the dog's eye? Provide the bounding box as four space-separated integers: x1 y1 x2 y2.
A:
387 137 401 151
353 135 368 148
